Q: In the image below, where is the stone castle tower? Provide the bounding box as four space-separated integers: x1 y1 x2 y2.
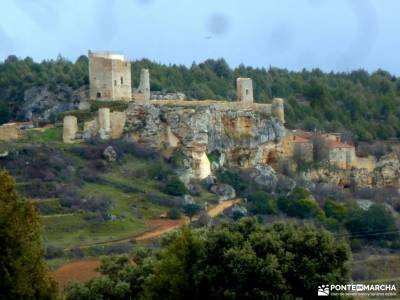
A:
135 68 151 104
236 78 254 102
88 51 132 101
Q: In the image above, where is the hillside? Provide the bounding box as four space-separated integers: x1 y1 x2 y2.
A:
1 55 400 141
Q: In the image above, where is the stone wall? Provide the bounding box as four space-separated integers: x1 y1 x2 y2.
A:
0 124 22 141
88 51 132 101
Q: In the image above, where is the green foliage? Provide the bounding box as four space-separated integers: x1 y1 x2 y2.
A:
89 100 129 112
3 55 400 139
278 187 324 219
247 191 278 215
163 176 187 196
345 203 399 242
167 208 181 220
183 203 201 221
216 169 247 194
0 169 58 299
66 218 351 299
324 198 348 221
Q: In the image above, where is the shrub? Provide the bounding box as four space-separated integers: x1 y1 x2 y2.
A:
247 191 278 215
45 245 64 259
147 193 184 208
167 208 181 220
164 176 187 196
278 187 323 219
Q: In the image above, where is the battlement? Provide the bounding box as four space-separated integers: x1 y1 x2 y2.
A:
88 51 126 61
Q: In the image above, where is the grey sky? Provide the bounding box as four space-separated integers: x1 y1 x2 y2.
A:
1 0 399 74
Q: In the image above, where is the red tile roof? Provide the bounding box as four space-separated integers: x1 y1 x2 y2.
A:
326 140 354 149
292 135 311 143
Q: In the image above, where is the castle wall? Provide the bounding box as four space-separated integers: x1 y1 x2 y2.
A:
63 116 78 143
0 124 21 141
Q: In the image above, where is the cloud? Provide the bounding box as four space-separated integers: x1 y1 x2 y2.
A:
206 13 230 37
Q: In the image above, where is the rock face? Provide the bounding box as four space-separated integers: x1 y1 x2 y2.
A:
373 153 400 186
249 164 278 191
124 100 285 180
210 184 236 202
20 85 88 124
304 152 400 188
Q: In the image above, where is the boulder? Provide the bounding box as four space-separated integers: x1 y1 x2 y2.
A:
210 184 236 202
103 146 117 162
183 194 194 204
250 164 278 191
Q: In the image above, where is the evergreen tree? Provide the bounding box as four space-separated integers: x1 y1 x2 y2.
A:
0 169 58 299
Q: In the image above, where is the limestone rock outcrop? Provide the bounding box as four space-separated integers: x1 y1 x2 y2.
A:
210 184 236 202
20 85 88 124
124 101 285 180
103 146 117 162
372 153 400 186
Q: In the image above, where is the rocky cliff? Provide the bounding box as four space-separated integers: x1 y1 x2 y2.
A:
304 152 400 188
123 100 285 182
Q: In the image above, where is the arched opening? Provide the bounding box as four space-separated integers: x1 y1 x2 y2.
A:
120 77 123 85
96 92 101 98
245 89 249 95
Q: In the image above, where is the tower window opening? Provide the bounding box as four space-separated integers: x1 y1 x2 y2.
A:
121 77 123 85
96 92 101 98
114 80 117 86
245 89 249 95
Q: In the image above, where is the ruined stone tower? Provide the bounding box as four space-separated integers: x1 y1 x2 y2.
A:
136 69 151 103
236 78 254 102
272 98 285 123
88 51 132 101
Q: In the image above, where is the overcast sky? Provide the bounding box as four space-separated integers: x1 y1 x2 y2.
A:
1 0 399 74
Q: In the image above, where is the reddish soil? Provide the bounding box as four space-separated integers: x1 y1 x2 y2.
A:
51 260 101 288
51 199 241 288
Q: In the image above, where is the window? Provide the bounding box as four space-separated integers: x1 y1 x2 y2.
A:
245 89 249 95
121 77 123 85
96 92 101 98
114 80 117 86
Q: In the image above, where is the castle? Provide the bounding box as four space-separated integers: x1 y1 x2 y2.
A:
62 50 375 181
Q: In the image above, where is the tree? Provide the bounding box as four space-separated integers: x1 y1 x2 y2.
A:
183 203 201 222
0 169 57 299
345 203 399 242
66 218 351 299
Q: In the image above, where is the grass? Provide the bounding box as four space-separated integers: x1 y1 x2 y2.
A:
24 127 63 143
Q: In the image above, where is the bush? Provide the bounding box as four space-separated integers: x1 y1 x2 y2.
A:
216 169 247 194
164 176 187 196
167 208 181 220
45 245 64 259
147 193 184 208
278 187 323 219
247 191 278 215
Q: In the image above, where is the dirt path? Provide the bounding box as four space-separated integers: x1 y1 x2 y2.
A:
52 199 241 287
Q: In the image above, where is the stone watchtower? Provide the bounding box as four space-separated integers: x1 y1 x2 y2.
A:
136 69 151 103
88 50 132 101
236 78 254 102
